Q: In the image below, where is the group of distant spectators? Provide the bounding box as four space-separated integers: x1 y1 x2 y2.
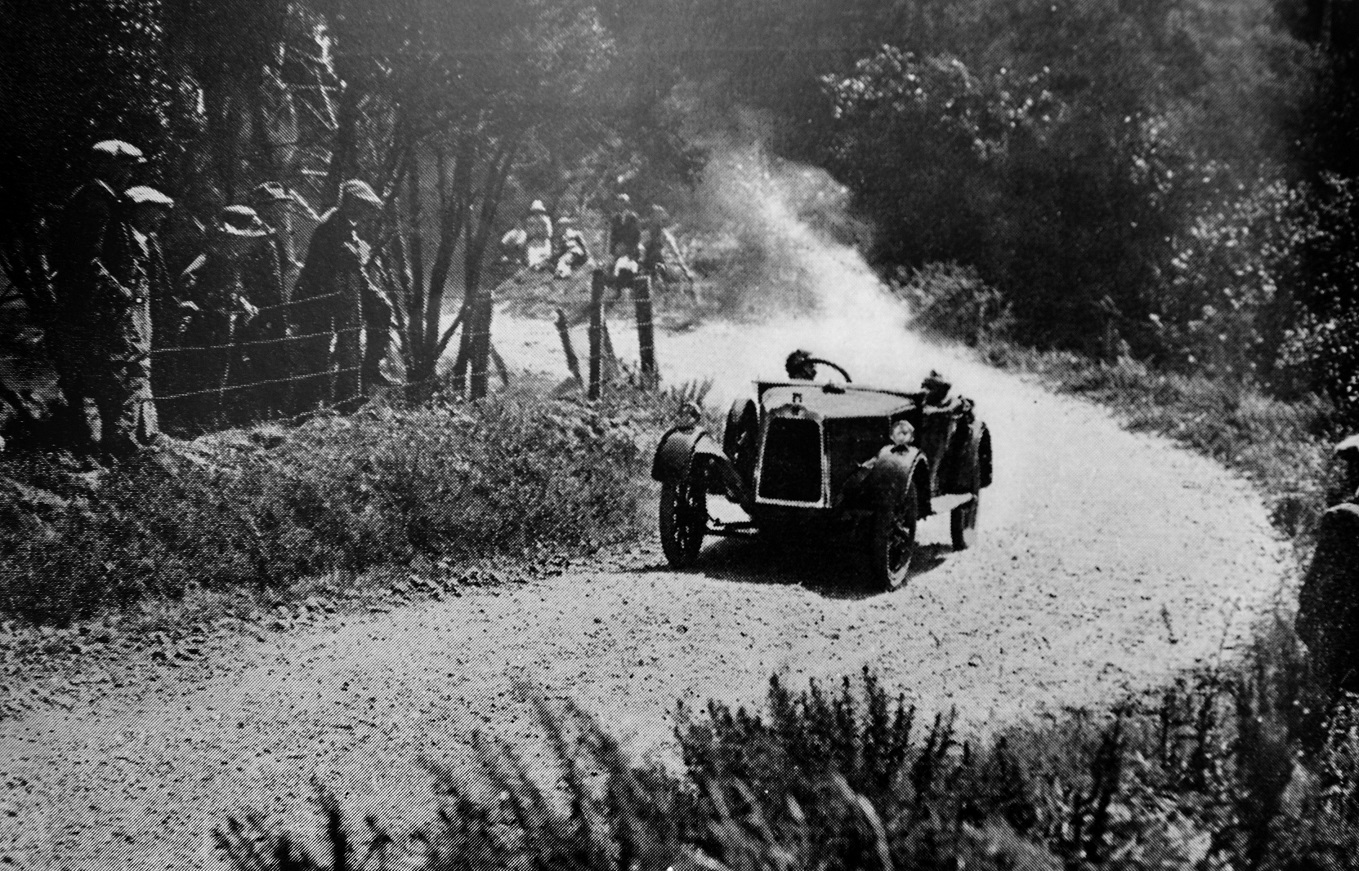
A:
42 139 392 460
498 192 692 290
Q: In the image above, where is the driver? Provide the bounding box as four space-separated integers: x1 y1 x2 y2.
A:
786 349 817 380
922 370 953 405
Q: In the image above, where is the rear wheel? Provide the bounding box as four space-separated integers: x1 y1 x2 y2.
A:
950 492 980 550
867 478 918 591
660 470 707 568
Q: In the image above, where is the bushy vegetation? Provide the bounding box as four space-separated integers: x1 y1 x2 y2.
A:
0 385 681 626
221 640 1359 871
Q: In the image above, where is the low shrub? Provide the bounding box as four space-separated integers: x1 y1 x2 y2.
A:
0 388 668 626
218 644 1353 871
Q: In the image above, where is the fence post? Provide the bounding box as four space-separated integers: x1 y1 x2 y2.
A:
555 308 581 383
588 270 604 400
634 274 658 387
335 271 362 410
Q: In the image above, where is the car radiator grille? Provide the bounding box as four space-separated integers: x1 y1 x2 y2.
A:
758 417 823 503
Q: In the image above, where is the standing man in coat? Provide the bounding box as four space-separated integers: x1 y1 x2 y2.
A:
175 206 267 428
121 185 177 445
48 139 152 457
291 179 391 413
1298 436 1359 696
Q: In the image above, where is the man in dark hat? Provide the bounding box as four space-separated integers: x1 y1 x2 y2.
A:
48 139 150 456
174 206 268 428
607 193 642 299
238 183 295 416
292 179 392 412
1298 436 1359 696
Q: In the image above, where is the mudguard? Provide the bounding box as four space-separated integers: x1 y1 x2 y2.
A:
651 426 750 503
841 445 931 518
652 426 716 482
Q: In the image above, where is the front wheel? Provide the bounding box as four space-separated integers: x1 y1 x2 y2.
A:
950 492 980 550
660 473 707 568
867 479 918 591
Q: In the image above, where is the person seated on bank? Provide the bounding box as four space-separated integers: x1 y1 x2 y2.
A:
552 217 591 279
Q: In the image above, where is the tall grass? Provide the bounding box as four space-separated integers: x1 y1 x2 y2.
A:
0 386 678 626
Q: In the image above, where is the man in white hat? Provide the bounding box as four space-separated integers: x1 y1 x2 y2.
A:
48 139 149 455
118 185 178 446
293 179 393 412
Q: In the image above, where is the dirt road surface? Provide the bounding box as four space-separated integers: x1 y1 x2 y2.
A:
1 291 1288 869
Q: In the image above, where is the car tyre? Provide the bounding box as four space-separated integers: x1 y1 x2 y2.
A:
868 477 917 591
660 471 706 568
950 492 979 550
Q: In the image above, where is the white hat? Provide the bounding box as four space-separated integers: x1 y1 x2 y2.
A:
529 200 547 214
92 140 145 162
340 179 383 208
219 204 269 238
125 186 174 208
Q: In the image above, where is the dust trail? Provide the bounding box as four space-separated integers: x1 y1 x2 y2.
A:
663 144 957 404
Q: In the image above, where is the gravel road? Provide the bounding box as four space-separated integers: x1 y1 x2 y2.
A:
0 283 1289 869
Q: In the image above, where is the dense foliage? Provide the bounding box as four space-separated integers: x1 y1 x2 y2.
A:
4 0 1359 415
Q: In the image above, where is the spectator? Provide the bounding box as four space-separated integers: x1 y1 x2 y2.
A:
48 139 146 455
1298 436 1359 696
524 200 553 270
642 204 693 286
292 179 391 413
176 205 268 427
552 217 591 279
240 183 292 416
607 193 642 296
124 185 176 442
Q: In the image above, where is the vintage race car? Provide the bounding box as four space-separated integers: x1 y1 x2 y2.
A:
651 357 992 590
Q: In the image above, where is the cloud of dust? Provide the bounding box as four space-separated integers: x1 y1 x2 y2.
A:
666 144 954 403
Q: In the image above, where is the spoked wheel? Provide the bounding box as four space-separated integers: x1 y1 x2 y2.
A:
950 492 980 550
660 469 707 568
867 478 918 591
